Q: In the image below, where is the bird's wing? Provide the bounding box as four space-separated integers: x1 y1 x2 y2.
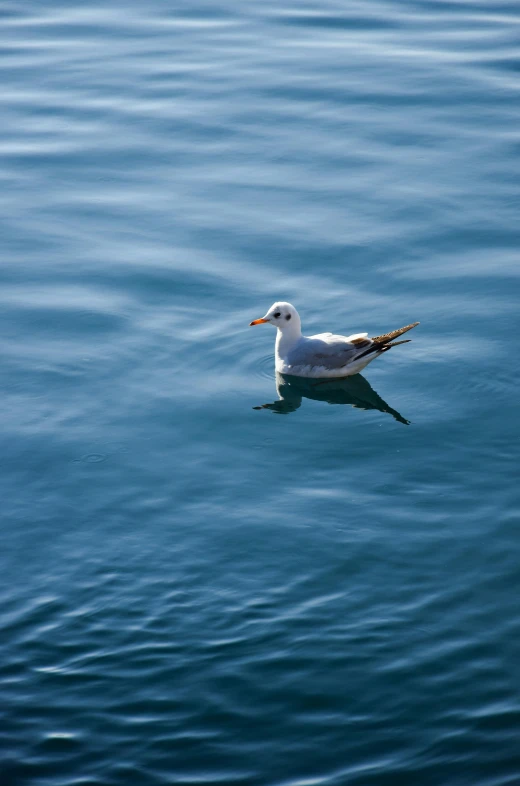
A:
287 334 375 371
345 332 368 341
311 331 368 341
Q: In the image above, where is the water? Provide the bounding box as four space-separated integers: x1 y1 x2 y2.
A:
1 1 519 784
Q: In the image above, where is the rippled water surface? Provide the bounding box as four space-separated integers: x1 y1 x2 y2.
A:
2 1 520 784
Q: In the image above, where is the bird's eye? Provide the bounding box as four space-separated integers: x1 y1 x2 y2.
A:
285 314 291 321
274 312 281 318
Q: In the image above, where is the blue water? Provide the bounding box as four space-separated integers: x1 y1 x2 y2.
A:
2 1 520 784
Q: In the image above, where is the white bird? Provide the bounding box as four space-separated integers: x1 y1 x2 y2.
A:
250 302 419 379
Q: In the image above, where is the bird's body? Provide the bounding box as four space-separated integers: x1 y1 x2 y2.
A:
250 302 419 379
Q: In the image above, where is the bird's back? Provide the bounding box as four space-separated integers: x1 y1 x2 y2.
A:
285 334 364 371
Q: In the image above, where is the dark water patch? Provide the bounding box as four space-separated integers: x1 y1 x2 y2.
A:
276 11 401 32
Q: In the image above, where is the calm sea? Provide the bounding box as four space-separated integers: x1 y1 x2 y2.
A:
1 1 519 784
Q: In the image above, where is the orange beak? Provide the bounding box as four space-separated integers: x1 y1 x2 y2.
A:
249 318 269 326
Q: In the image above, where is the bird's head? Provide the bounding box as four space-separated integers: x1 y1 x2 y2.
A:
249 302 300 331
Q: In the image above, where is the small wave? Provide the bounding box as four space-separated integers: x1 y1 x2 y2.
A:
245 352 276 382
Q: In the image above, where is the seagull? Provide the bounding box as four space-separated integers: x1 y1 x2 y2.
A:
250 302 419 379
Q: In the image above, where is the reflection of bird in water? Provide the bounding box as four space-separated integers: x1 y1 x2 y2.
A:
254 372 410 424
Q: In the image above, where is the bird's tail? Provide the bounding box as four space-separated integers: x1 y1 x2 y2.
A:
355 323 419 360
378 338 412 353
371 322 420 345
